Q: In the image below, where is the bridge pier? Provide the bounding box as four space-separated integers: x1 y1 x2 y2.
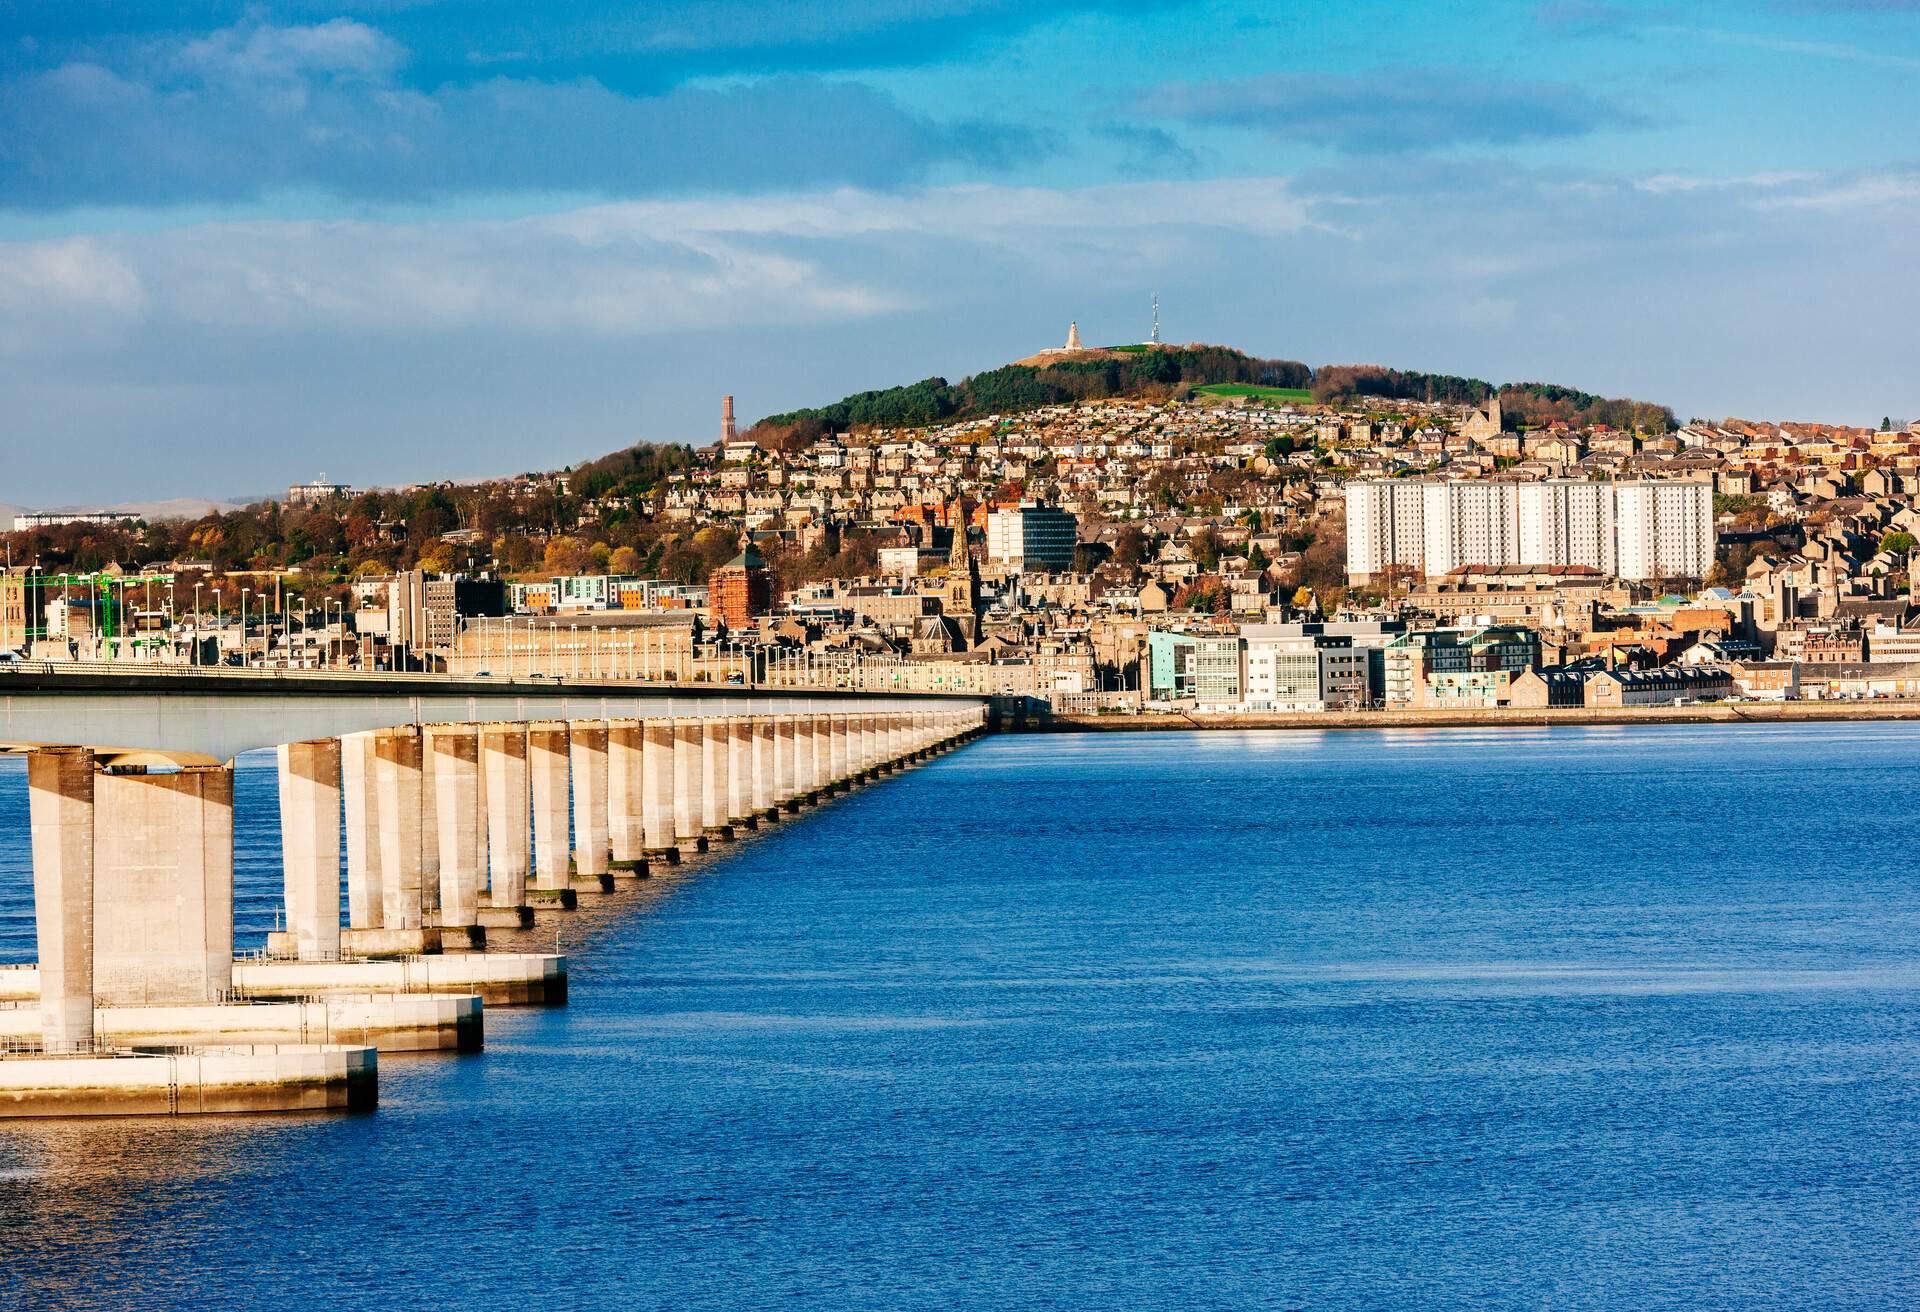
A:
776 716 800 811
569 723 613 891
375 726 425 930
752 715 777 821
481 725 533 926
528 722 575 907
429 725 485 941
95 763 234 1006
607 720 647 873
792 715 816 804
642 718 678 861
342 732 383 934
28 748 94 1053
277 739 342 962
828 713 849 790
673 718 707 855
702 718 731 839
727 716 755 830
811 713 831 796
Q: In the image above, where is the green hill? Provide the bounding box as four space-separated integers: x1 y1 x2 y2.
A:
755 346 1307 436
750 346 1676 439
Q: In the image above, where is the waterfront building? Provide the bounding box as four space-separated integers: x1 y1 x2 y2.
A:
1146 630 1244 705
1240 625 1368 712
1381 626 1540 710
450 610 697 678
1584 665 1736 707
504 574 704 614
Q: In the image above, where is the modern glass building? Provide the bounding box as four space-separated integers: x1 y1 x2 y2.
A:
985 504 1079 574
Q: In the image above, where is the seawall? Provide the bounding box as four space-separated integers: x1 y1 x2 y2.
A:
1023 702 1920 733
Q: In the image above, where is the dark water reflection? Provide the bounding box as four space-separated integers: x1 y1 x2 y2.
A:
4 726 1920 1309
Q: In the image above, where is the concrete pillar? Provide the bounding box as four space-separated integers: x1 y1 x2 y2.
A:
528 723 571 890
482 725 530 907
94 764 233 1005
829 713 849 784
277 738 342 962
673 717 705 844
770 712 788 803
859 714 878 773
776 716 798 804
29 748 93 1052
727 716 753 823
702 718 729 832
429 725 483 930
608 720 644 867
419 724 440 918
374 727 424 929
642 719 676 854
888 715 907 763
792 715 814 798
811 713 831 791
341 731 383 929
752 716 775 812
569 723 610 877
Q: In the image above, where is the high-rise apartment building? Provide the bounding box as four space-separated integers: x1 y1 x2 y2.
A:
1345 479 1712 582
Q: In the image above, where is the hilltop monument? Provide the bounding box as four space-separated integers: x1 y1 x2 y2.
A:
1064 321 1083 351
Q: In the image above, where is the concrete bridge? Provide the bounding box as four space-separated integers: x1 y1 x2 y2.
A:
0 667 986 1115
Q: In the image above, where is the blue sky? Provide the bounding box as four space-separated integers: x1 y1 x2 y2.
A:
1 0 1917 504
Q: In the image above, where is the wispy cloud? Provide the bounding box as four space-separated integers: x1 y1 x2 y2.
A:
1634 171 1817 193
1751 170 1920 210
0 19 1036 208
1138 69 1643 154
1697 27 1920 72
0 179 1324 346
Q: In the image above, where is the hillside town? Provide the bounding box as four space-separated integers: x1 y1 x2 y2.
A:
6 338 1920 714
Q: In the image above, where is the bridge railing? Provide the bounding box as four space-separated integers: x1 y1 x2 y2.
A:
0 657 1002 696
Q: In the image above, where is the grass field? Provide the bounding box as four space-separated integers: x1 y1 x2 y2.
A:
1193 383 1314 403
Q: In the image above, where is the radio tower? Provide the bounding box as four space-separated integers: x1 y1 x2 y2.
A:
1150 294 1161 344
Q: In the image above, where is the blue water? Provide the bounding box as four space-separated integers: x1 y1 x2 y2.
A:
5 725 1920 1309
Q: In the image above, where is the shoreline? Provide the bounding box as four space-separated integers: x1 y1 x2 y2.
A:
1023 702 1920 732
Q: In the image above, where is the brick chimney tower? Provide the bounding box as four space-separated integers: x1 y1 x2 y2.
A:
721 394 737 443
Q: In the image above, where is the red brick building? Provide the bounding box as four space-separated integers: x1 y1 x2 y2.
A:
708 545 772 631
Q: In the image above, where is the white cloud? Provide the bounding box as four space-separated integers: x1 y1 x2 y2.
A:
0 180 1323 345
1634 171 1816 194
1753 172 1920 211
173 20 408 86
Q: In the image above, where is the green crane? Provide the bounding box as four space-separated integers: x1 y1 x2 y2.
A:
25 571 175 657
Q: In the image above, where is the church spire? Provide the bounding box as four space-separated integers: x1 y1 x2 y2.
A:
945 495 979 631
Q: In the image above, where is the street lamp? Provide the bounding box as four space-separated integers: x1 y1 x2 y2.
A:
240 588 251 667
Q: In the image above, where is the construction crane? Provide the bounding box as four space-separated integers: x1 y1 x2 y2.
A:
22 571 175 655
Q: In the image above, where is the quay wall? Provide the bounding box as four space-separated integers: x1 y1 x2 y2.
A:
1024 702 1920 733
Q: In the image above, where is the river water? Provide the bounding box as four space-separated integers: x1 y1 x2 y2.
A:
4 724 1920 1309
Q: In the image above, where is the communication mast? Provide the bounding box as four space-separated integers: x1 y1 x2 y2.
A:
1150 294 1161 344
